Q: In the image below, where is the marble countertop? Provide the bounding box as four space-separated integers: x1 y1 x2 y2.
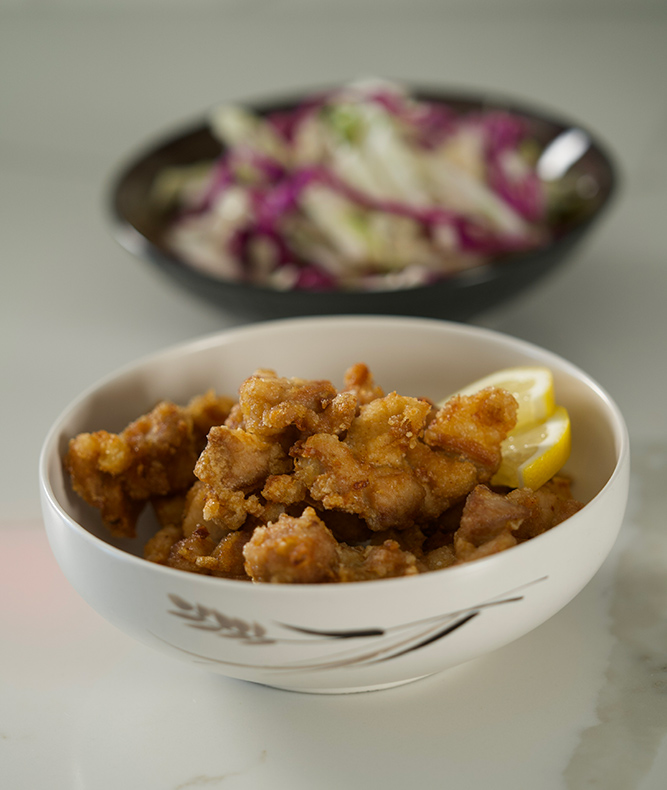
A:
2 4 666 788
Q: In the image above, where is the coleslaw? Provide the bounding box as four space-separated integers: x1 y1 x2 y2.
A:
153 79 551 292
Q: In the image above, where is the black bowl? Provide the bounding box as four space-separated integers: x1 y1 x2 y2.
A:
108 86 617 322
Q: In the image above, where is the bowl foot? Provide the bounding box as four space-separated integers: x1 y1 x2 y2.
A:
257 672 435 695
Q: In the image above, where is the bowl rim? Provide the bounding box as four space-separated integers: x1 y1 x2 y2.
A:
39 315 630 594
107 82 619 300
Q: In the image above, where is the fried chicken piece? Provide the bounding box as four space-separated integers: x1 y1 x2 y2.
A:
345 391 432 465
166 526 219 575
180 479 211 536
187 390 237 442
120 402 204 500
261 473 309 506
64 430 144 537
424 387 518 481
194 527 254 579
540 474 579 502
166 524 250 578
64 393 234 537
450 477 584 564
193 425 292 532
144 524 184 564
201 487 264 531
456 528 518 563
292 392 480 531
243 507 340 583
195 425 290 491
147 479 260 572
223 402 246 430
507 476 584 541
179 478 261 537
454 484 528 562
144 494 189 563
238 370 358 439
358 541 419 578
403 441 480 524
243 507 420 584
337 540 420 582
422 543 457 572
366 523 457 574
342 362 384 405
295 433 426 531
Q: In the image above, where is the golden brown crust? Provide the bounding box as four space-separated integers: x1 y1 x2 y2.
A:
243 508 340 584
194 527 254 579
64 365 582 582
64 393 233 538
342 362 385 406
195 425 291 492
143 524 184 564
238 371 357 438
290 392 486 531
424 388 519 480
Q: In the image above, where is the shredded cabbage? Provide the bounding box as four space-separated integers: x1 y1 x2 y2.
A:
153 79 551 291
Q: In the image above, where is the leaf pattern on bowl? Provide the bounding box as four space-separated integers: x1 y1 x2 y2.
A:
154 577 547 674
167 594 274 644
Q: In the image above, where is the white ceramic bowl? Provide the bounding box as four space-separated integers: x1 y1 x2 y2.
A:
39 316 629 694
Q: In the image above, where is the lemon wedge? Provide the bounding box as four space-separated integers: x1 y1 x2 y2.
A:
447 365 556 430
491 405 572 490
440 365 573 490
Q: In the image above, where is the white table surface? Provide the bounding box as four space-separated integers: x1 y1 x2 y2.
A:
2 3 666 788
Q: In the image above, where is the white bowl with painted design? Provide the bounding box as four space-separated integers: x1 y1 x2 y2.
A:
39 316 629 694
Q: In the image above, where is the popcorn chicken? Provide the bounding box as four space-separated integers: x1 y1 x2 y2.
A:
64 392 233 537
64 365 582 582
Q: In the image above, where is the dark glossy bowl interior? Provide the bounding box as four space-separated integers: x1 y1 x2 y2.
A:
108 87 617 322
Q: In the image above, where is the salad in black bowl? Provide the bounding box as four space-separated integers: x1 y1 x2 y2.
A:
109 79 616 321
